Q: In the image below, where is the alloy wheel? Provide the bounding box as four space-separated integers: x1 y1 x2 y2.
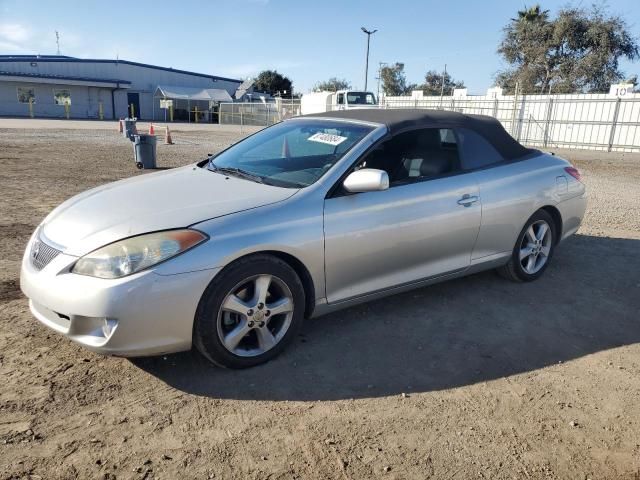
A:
216 274 294 357
519 220 552 275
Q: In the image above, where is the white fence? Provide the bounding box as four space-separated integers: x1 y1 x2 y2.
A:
218 92 640 153
383 92 640 153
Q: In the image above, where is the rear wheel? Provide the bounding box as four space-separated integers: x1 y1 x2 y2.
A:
498 210 556 282
193 254 305 368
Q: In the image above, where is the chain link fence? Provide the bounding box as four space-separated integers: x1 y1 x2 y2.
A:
219 99 301 127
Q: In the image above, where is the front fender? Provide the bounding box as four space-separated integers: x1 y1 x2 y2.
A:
153 198 326 300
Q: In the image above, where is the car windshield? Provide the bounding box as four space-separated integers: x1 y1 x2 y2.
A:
206 120 374 188
346 92 376 105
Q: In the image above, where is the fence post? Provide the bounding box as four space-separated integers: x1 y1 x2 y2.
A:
492 98 498 118
510 82 519 137
517 96 526 142
607 98 622 152
543 97 554 148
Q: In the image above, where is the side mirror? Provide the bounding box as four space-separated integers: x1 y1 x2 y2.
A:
343 168 389 193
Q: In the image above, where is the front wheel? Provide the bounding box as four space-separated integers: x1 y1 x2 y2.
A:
498 210 556 282
193 254 305 368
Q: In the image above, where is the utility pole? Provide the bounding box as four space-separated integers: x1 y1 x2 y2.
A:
361 27 377 91
376 61 387 101
55 31 60 55
439 64 447 106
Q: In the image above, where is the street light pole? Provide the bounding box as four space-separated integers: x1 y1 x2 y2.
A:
361 27 377 91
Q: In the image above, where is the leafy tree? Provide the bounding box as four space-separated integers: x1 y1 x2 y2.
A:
496 4 639 94
380 63 412 96
253 70 293 97
420 70 465 96
313 77 351 92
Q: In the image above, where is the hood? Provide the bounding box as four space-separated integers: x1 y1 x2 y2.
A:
42 165 298 256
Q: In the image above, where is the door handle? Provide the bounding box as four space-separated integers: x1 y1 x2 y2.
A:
457 194 479 207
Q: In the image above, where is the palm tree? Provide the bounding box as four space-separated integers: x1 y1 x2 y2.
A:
514 4 550 22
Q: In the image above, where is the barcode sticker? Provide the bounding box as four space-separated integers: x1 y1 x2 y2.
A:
308 132 348 146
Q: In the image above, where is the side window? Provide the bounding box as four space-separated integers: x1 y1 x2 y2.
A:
337 93 344 105
456 128 504 169
357 128 460 186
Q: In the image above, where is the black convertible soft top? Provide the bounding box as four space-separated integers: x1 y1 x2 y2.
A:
305 109 533 161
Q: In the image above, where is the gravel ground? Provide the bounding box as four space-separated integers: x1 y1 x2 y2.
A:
1 122 639 480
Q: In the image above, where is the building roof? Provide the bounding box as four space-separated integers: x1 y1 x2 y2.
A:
154 85 232 102
234 79 254 99
0 70 132 88
0 55 241 84
306 108 532 160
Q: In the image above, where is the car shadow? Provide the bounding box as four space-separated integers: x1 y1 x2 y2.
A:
132 234 640 401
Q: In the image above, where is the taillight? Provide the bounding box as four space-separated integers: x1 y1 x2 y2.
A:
565 166 582 182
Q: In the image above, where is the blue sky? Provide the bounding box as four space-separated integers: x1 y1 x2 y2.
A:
1 0 639 94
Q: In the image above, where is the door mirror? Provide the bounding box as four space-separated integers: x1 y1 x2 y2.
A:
343 168 389 193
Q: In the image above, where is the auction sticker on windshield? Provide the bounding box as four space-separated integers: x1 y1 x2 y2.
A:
308 132 348 146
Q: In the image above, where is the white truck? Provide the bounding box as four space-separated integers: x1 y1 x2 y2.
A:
300 90 377 115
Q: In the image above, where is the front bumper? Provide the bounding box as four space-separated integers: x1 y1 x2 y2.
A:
20 235 220 357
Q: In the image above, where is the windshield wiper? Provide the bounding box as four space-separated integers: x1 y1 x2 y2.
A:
210 163 265 184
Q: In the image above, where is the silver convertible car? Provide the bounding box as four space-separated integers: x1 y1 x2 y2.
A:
21 110 586 368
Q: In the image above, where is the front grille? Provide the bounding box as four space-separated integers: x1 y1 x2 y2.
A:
30 232 61 271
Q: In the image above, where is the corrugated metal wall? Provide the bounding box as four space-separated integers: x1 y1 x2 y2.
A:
0 59 241 120
0 81 114 119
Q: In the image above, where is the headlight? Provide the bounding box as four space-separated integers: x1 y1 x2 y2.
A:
72 229 207 279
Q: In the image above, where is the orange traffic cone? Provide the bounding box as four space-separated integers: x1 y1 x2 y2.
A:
164 126 173 145
118 118 123 133
149 123 155 135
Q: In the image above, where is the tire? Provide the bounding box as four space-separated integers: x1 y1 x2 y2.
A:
193 254 305 369
498 209 556 282
135 162 144 170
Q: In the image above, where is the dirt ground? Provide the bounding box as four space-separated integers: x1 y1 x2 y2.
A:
1 119 639 480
